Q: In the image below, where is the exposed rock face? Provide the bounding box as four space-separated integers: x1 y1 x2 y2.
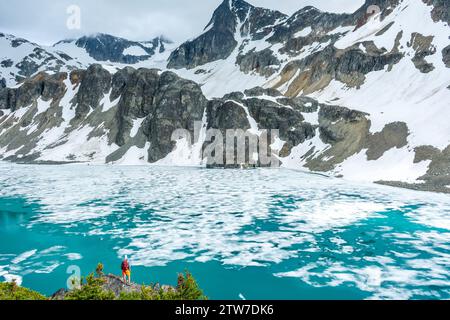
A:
0 78 7 105
245 98 315 152
236 48 280 77
207 100 251 131
167 0 286 69
1 0 449 193
299 105 412 175
443 45 450 68
408 32 436 73
275 46 403 96
365 122 409 160
302 105 370 172
276 96 319 113
411 144 450 189
112 67 160 146
75 64 112 118
57 34 170 64
420 145 450 186
0 60 13 68
268 6 349 45
379 144 450 193
204 92 316 167
423 0 450 24
168 0 238 69
1 67 205 163
0 72 67 112
1 65 324 168
0 64 448 192
143 71 208 162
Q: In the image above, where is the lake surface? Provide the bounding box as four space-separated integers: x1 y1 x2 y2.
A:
0 162 449 300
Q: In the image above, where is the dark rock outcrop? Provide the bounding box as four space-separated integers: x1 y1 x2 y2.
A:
442 45 450 68
379 144 450 193
1 59 13 68
302 104 370 172
276 96 319 113
423 0 450 24
268 6 348 45
168 0 286 69
420 145 450 185
113 68 160 146
318 104 369 144
408 33 436 73
236 48 280 77
245 98 315 152
275 45 403 96
74 64 112 118
207 99 251 131
365 122 409 160
143 71 208 162
0 72 67 112
168 0 238 69
55 34 169 64
244 87 282 97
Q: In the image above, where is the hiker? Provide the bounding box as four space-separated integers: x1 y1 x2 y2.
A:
121 255 131 285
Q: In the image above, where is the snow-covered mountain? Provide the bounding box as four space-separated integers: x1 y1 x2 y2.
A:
0 0 449 193
53 33 174 67
0 32 82 86
0 32 175 86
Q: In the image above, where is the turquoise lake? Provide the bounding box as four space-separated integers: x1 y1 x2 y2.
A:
0 162 449 300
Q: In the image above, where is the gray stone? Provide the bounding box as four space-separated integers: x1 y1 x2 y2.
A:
143 71 208 162
236 48 280 77
168 0 286 69
244 87 282 97
74 64 112 118
365 122 409 160
65 34 169 64
442 45 450 68
1 59 13 68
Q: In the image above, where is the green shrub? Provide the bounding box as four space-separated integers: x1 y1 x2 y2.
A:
0 281 47 300
175 271 207 300
0 265 207 301
64 273 115 300
95 263 104 277
117 273 206 301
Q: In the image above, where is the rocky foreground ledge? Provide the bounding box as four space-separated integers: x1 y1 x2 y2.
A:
1 270 206 300
51 274 176 300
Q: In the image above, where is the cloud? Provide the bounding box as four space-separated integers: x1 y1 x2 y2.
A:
0 0 365 45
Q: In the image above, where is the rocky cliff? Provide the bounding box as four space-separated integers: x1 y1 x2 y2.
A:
0 0 449 193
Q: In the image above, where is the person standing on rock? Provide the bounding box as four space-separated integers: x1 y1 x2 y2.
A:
121 255 131 285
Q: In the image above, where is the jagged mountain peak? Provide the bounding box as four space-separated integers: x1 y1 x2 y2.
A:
1 0 449 192
295 5 322 14
52 32 173 65
168 0 287 69
205 0 287 30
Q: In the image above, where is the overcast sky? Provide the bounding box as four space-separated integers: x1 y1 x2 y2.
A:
0 0 365 45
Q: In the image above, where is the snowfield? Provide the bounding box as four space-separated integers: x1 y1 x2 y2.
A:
1 0 449 188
